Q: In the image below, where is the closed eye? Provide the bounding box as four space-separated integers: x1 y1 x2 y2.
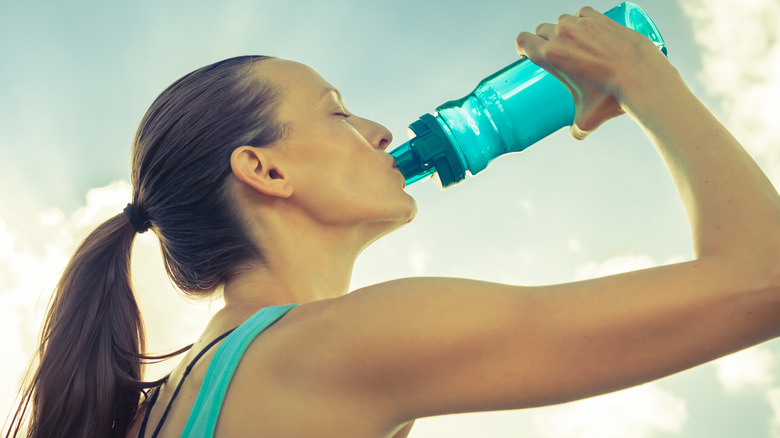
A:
335 112 351 119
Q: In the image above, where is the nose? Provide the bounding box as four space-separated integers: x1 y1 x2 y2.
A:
363 118 393 151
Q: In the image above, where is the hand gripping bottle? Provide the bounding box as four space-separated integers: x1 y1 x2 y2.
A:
390 2 667 188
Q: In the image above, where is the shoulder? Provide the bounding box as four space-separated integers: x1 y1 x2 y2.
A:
221 294 408 436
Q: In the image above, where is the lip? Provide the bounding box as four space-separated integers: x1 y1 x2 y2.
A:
395 167 406 188
387 154 405 187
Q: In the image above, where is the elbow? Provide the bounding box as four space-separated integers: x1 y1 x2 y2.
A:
699 231 780 296
764 240 780 293
740 234 780 296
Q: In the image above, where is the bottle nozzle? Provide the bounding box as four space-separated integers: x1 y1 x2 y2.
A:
390 114 467 188
390 140 436 186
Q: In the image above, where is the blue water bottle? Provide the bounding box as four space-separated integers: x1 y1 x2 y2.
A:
390 2 667 188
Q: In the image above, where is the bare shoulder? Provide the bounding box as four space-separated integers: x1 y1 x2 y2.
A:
248 277 523 422
218 289 426 437
257 263 780 427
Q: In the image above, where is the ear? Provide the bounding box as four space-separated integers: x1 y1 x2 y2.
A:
230 146 293 199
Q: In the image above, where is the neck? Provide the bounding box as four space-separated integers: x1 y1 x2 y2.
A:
221 214 373 311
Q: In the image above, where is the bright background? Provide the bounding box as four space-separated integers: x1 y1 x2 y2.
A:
2 0 780 436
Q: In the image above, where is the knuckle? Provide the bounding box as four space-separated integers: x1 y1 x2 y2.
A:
515 31 530 46
540 45 564 63
557 13 576 25
557 22 577 38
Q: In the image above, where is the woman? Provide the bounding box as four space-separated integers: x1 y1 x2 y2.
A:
7 6 780 438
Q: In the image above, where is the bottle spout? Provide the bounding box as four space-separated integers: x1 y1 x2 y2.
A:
390 114 468 188
390 140 436 186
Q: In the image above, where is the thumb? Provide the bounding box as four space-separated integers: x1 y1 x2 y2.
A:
570 123 591 141
516 31 548 63
570 95 626 141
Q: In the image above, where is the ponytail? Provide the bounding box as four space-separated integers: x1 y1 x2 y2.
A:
5 54 281 437
6 213 155 438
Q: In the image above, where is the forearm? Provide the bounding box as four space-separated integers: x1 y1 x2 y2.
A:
621 61 780 260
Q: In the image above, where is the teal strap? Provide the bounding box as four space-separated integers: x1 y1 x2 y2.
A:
181 303 299 437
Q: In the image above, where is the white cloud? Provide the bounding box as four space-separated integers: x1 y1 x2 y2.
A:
517 197 535 214
0 180 216 420
407 384 689 438
408 410 526 438
0 217 49 424
767 387 780 437
679 0 780 183
530 383 688 438
0 219 39 297
574 253 689 281
71 180 132 231
715 346 775 393
574 253 657 280
409 241 432 275
0 294 33 426
131 231 220 381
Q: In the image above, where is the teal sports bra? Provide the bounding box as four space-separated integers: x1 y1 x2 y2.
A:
138 303 299 438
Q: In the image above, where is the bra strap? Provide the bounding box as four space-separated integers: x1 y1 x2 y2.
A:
137 328 235 438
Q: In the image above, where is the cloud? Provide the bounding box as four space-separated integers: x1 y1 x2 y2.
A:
767 387 780 437
679 0 780 183
516 197 535 214
716 346 775 393
574 253 657 280
0 217 49 425
408 410 527 438
0 219 40 298
574 253 690 281
0 180 215 421
409 241 432 275
529 383 688 438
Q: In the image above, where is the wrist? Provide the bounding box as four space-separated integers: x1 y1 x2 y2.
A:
615 49 685 118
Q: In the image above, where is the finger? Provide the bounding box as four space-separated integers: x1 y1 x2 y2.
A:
570 123 590 141
576 6 601 18
533 23 556 40
515 31 547 60
556 13 577 25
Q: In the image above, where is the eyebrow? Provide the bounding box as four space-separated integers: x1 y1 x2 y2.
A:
320 87 343 103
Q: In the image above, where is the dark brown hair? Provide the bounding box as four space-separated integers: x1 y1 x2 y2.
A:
4 55 284 438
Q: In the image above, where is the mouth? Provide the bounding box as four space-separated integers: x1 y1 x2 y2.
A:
387 154 405 187
396 168 406 188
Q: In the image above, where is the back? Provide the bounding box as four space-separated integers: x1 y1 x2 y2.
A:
139 304 298 437
128 299 415 438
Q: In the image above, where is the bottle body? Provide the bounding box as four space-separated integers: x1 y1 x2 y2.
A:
391 1 667 188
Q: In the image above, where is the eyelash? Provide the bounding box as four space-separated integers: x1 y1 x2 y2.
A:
335 112 350 118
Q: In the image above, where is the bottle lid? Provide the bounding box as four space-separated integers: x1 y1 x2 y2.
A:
389 114 465 187
390 140 436 185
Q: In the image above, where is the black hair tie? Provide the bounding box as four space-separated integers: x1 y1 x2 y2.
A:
123 203 151 234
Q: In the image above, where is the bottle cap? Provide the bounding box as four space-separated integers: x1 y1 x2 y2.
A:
389 114 466 187
390 140 434 185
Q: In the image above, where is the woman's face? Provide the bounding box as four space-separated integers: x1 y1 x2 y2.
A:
259 59 417 235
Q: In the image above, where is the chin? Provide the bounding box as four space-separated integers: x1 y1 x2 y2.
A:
394 195 418 225
403 199 418 223
365 204 417 242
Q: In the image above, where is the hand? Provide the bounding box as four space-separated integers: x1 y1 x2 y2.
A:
515 7 663 140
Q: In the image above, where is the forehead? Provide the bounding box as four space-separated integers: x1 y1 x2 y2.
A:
258 59 336 103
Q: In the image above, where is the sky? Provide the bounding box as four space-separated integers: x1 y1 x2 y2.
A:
1 0 780 436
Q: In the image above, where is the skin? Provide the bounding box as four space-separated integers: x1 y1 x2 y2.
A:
130 7 780 438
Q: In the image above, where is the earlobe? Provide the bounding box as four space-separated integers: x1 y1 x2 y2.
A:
230 146 293 199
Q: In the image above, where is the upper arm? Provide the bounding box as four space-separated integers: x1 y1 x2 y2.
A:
286 257 780 425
